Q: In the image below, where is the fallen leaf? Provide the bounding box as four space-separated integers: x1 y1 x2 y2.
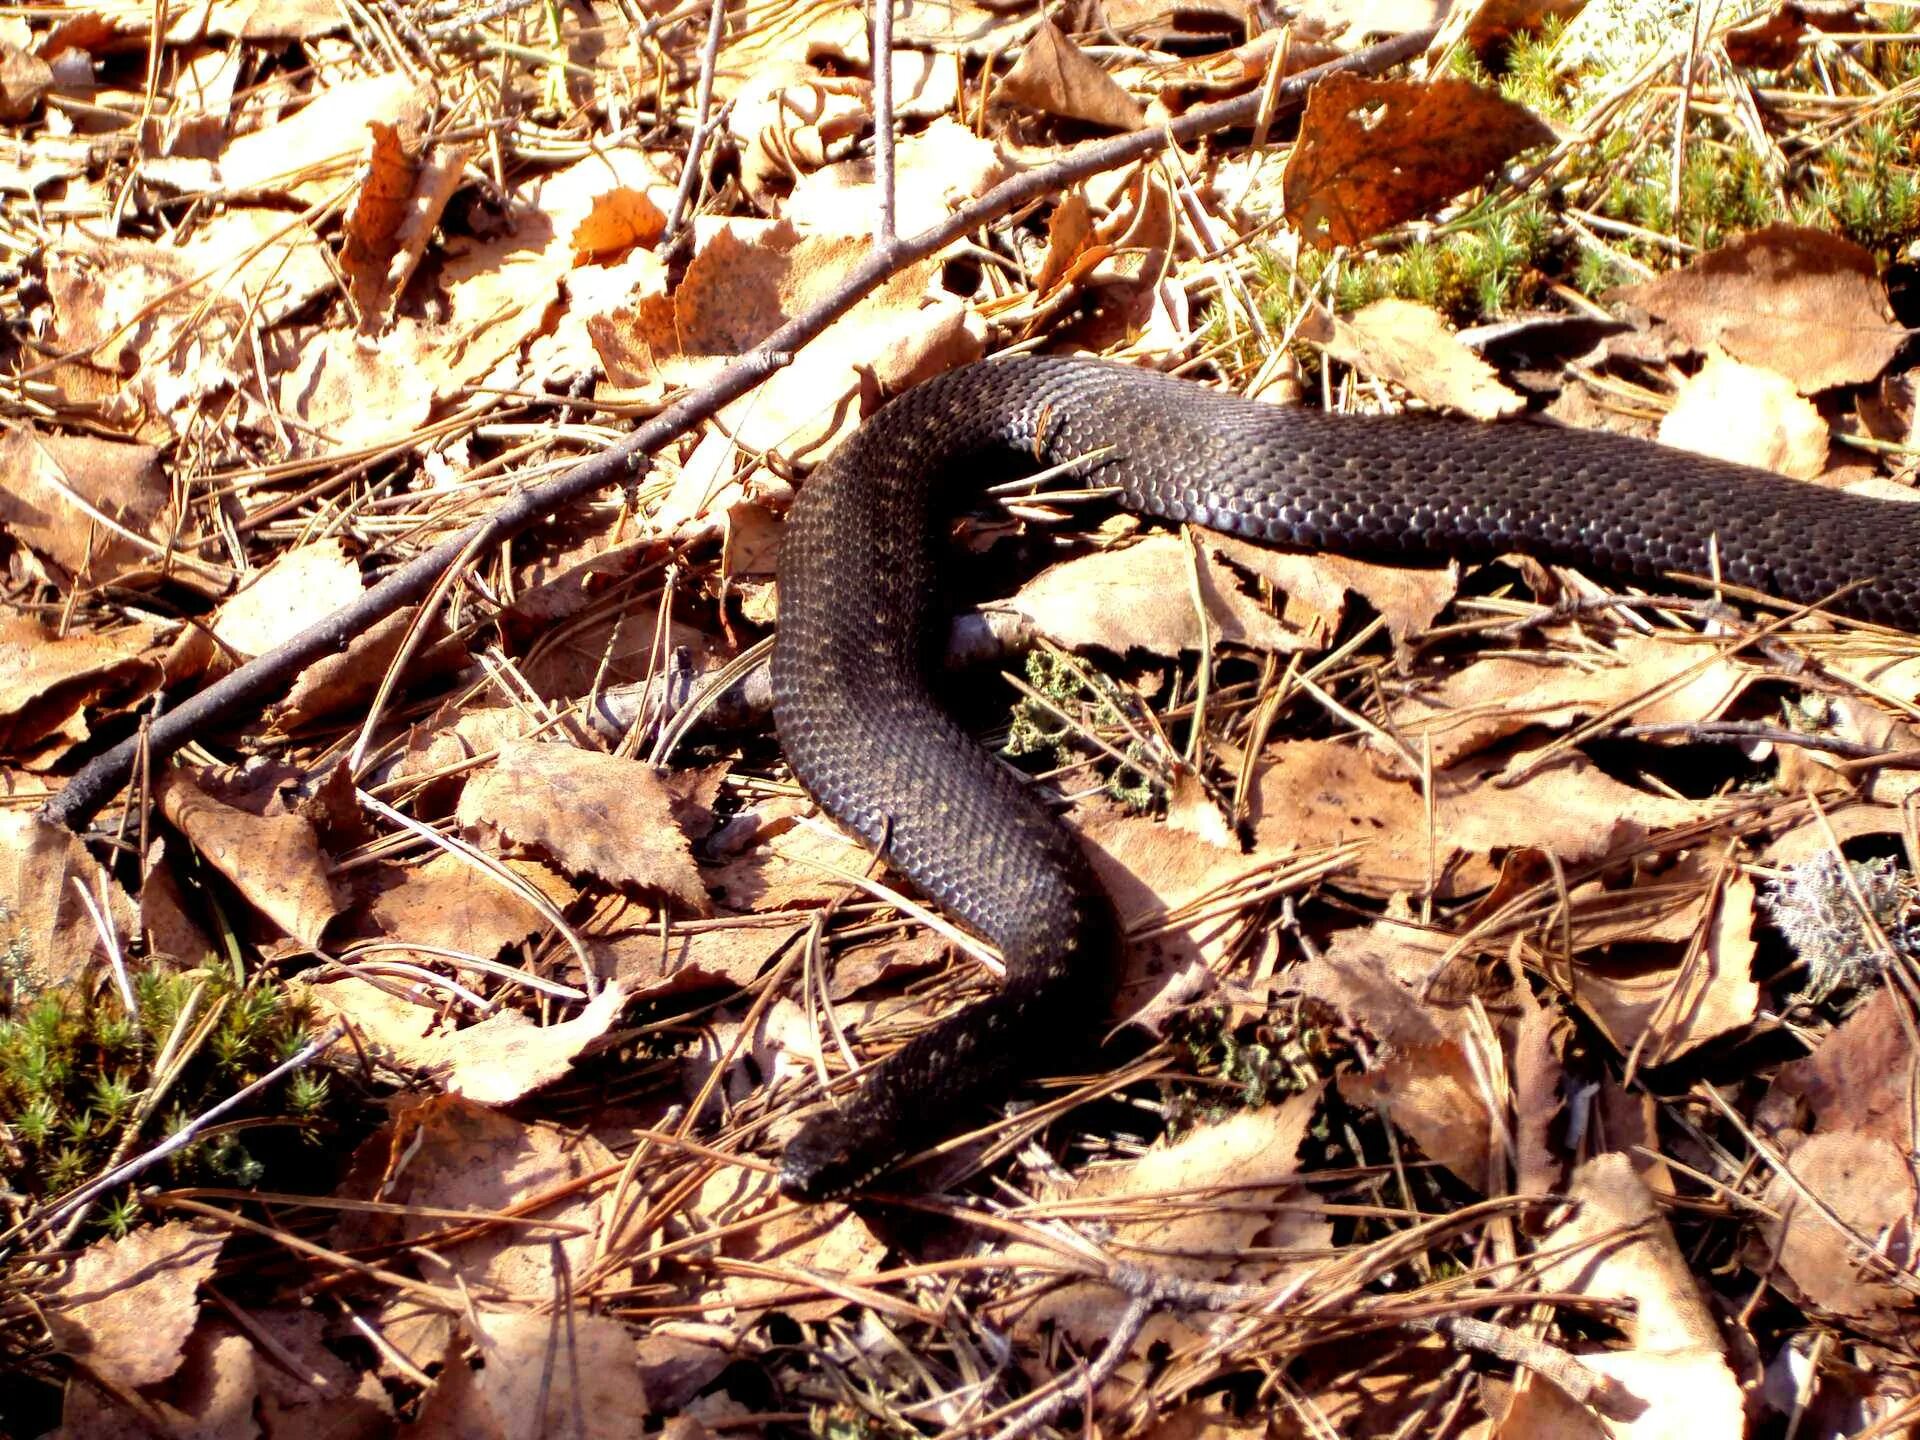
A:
45 1221 226 1393
1005 1092 1331 1348
0 613 161 756
0 809 134 991
1761 1130 1918 1324
1384 631 1750 769
158 769 343 947
1301 298 1525 420
1659 349 1827 477
996 20 1146 130
1248 739 1709 900
305 977 627 1105
1285 74 1556 249
0 426 175 581
457 739 711 915
408 1310 647 1439
211 540 363 660
1528 1154 1744 1435
1611 226 1905 395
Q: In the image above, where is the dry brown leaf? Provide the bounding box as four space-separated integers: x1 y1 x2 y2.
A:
158 769 343 947
219 71 430 202
1341 1039 1493 1187
1301 298 1524 420
707 807 876 913
1766 984 1915 1150
307 975 626 1104
1511 982 1567 1196
572 186 668 261
592 919 805 998
1572 867 1758 1065
1079 796 1277 995
273 604 465 728
363 851 570 961
1248 740 1708 900
593 219 980 466
1529 1154 1744 1435
785 116 1008 236
1385 631 1750 769
0 37 51 120
1659 349 1828 477
689 1162 888 1320
1611 226 1905 395
1209 532 1458 644
0 612 161 756
407 1310 647 1439
996 20 1146 130
0 426 174 581
340 120 418 324
210 539 363 659
1285 74 1556 249
1761 1130 1918 1324
1006 1092 1331 1349
46 210 333 436
45 1221 225 1393
331 1096 616 1365
0 808 134 990
1006 531 1314 657
228 1309 394 1438
456 739 710 915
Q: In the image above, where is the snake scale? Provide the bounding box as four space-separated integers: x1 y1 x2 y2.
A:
769 355 1920 1201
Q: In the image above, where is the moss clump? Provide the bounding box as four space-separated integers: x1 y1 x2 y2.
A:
1006 647 1163 810
0 967 332 1234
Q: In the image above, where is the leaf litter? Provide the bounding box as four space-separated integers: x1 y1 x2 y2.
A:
0 0 1917 1436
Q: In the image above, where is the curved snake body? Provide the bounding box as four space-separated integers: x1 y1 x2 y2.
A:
769 355 1920 1200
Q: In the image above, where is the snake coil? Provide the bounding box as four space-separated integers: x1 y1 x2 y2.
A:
769 355 1920 1200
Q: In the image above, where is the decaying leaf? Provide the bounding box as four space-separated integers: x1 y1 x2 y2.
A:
1285 74 1556 248
1612 226 1906 395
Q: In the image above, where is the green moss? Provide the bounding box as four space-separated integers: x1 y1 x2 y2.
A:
0 966 333 1233
1005 648 1161 810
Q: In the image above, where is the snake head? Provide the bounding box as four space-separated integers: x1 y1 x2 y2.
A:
779 1106 906 1202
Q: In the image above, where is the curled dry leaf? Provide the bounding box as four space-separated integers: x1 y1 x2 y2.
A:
218 71 430 202
1568 867 1760 1067
1300 298 1525 421
456 739 711 915
158 769 343 947
0 612 161 756
330 1095 617 1366
1766 983 1914 1150
308 975 627 1105
1659 349 1828 477
996 19 1147 130
340 119 419 323
1285 74 1556 249
1610 225 1905 395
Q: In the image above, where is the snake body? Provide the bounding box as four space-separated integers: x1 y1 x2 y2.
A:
769 355 1920 1200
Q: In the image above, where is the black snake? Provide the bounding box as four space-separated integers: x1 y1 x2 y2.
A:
769 355 1920 1200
